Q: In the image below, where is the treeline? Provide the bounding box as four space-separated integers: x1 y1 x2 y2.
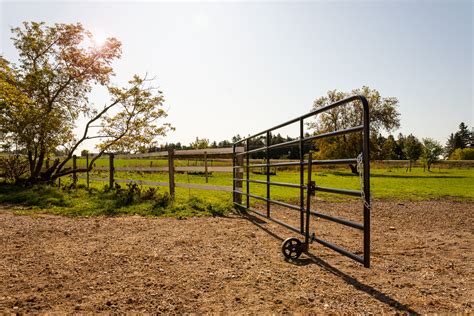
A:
143 122 473 168
147 133 313 160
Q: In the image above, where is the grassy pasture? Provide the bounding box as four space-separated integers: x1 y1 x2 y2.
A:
1 160 472 217
82 166 474 201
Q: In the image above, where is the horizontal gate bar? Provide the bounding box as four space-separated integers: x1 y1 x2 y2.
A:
269 198 302 211
311 158 358 165
315 186 362 197
233 178 304 189
234 95 367 145
234 161 305 169
234 203 302 235
241 192 267 202
312 236 364 264
233 158 358 169
305 125 364 143
235 126 365 156
268 138 300 151
237 192 302 211
309 210 363 230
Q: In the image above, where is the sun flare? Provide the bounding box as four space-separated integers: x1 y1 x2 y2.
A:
92 30 108 47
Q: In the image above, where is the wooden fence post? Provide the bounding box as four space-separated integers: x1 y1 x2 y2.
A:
86 153 90 189
109 153 114 189
204 151 208 183
168 148 175 198
72 155 77 186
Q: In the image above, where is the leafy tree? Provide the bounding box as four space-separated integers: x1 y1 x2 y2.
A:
190 137 210 149
445 132 463 158
445 122 472 158
218 140 231 148
231 134 242 143
421 138 443 171
403 134 422 172
381 134 400 159
309 87 400 172
396 133 406 160
80 149 89 157
450 148 474 160
0 22 173 183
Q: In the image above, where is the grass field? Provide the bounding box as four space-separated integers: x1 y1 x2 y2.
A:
84 167 474 201
1 166 472 217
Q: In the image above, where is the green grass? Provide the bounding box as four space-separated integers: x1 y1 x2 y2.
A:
85 167 474 201
1 166 472 217
0 183 233 218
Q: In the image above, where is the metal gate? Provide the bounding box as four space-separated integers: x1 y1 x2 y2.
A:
232 95 371 268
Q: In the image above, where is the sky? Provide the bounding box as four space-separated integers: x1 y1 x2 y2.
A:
1 0 473 152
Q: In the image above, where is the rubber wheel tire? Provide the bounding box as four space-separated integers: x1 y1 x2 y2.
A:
281 237 303 259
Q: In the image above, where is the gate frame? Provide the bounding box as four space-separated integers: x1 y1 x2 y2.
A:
232 95 371 268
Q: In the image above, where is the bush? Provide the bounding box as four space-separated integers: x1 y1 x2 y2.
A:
0 155 29 182
450 148 474 160
153 192 172 209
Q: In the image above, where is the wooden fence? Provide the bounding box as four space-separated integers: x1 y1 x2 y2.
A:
72 147 244 197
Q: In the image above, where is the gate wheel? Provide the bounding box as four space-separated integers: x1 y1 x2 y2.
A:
281 237 303 260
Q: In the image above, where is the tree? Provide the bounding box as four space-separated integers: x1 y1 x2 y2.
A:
80 149 89 157
457 122 471 148
396 133 406 160
445 132 463 158
190 137 209 149
445 122 472 158
218 140 231 148
450 148 474 160
0 22 173 183
309 87 400 171
421 138 443 171
381 135 400 160
403 134 422 172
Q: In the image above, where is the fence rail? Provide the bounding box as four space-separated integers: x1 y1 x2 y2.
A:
79 176 233 192
69 147 243 196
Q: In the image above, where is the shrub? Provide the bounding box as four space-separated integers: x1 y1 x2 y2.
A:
450 148 474 160
0 155 29 183
153 192 172 209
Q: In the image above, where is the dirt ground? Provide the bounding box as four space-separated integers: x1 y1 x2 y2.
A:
0 200 473 314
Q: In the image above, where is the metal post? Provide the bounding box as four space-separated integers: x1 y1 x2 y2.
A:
86 153 90 189
235 149 243 205
266 131 271 217
204 151 208 183
168 148 175 198
299 118 305 233
232 144 236 203
246 140 250 209
109 153 114 189
305 152 313 246
361 97 371 268
72 155 77 186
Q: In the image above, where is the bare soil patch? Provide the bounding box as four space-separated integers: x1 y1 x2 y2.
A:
0 200 472 313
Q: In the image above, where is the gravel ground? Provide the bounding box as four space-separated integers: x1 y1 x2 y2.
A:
0 200 473 314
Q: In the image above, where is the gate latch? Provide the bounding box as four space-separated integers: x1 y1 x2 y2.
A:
309 181 316 196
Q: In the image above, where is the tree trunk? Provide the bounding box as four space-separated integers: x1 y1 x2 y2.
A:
31 148 46 181
27 150 35 176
